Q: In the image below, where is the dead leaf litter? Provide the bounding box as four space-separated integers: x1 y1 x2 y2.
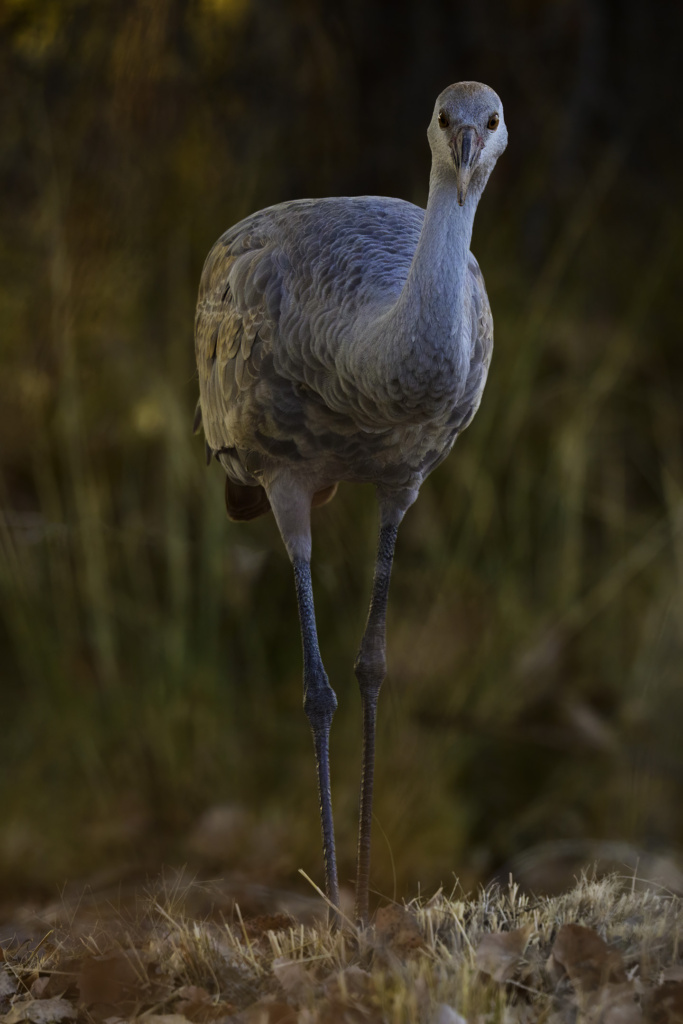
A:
0 873 680 1023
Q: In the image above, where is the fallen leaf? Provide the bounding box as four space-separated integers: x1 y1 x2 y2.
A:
77 952 143 1007
272 958 314 1001
143 1016 193 1024
176 996 236 1023
590 983 641 1024
317 1000 383 1024
322 966 372 1002
243 916 293 941
550 924 627 994
475 925 533 983
550 925 641 1023
39 960 80 1000
1 996 77 1023
176 987 211 1003
374 906 425 954
244 1001 298 1023
0 972 18 999
649 981 683 1024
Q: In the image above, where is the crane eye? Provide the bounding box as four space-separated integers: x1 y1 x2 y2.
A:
487 113 499 131
437 109 450 129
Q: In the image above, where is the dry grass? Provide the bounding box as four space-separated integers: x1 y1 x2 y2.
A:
1 873 681 1023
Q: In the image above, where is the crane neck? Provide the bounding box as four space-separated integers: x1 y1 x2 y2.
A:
370 167 483 408
400 166 480 331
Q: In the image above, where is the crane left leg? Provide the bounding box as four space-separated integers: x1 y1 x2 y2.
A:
353 507 401 924
267 477 340 911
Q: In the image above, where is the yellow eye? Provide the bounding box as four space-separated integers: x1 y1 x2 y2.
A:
437 109 450 129
488 113 499 131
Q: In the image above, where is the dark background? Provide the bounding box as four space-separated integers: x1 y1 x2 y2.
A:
1 0 682 906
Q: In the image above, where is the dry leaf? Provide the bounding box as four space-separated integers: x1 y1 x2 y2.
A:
587 982 641 1024
317 1000 384 1024
244 1001 298 1023
39 960 80 1000
649 981 683 1024
374 906 425 954
28 980 49 999
550 925 641 1023
475 925 533 982
77 952 143 1007
0 972 18 999
272 958 313 1001
177 999 235 1022
176 987 211 1004
243 916 292 941
143 1016 193 1024
175 985 233 1022
550 924 627 994
322 966 372 1002
1 996 77 1023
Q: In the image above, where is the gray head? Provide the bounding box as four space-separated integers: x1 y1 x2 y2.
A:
427 82 508 205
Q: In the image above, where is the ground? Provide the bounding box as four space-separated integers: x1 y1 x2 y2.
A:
0 873 681 1023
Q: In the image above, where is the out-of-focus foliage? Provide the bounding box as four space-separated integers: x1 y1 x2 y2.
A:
0 0 681 902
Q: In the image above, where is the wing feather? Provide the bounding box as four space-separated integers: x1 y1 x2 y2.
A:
194 196 463 491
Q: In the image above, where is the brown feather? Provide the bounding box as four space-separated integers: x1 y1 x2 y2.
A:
311 483 338 508
224 480 338 521
225 479 271 521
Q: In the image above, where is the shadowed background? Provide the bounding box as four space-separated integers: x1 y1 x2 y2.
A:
0 0 682 906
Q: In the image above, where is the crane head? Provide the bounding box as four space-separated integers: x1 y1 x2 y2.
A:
428 82 507 204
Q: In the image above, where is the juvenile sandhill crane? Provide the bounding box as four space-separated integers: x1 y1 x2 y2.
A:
194 82 507 923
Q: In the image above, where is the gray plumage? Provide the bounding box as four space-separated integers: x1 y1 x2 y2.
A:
193 81 507 921
196 198 492 500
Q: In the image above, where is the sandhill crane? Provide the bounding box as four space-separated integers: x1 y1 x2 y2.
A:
194 82 507 923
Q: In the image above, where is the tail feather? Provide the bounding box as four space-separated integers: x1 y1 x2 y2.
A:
224 480 339 522
311 483 338 507
225 479 271 521
192 399 203 435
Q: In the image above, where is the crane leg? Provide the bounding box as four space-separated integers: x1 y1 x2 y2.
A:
293 556 340 911
268 478 340 912
353 516 399 924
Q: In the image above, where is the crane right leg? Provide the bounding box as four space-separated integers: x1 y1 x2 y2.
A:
292 558 340 909
267 477 340 910
353 507 401 923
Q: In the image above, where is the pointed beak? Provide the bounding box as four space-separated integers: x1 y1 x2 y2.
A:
451 125 483 206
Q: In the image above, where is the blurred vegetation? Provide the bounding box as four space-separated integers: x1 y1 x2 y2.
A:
0 0 681 903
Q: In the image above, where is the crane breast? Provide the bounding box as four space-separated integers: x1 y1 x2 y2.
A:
194 197 492 491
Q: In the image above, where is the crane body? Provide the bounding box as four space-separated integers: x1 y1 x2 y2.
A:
194 82 507 922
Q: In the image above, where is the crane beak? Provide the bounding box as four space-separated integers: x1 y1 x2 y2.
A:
451 126 482 206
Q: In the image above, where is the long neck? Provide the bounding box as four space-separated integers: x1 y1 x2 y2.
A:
401 169 478 323
363 167 482 408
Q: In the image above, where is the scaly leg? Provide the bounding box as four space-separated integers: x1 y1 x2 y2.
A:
268 479 340 911
293 557 340 909
353 516 399 923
